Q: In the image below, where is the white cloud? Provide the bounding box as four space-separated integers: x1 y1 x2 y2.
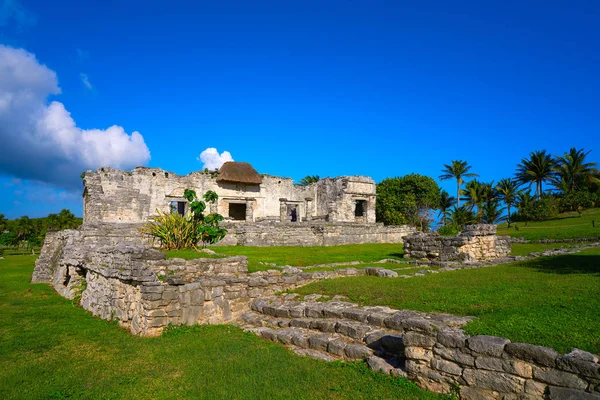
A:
79 73 92 90
197 148 233 170
0 45 151 189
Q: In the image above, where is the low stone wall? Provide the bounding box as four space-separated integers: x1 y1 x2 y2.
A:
404 225 511 262
245 296 600 400
403 324 600 399
217 221 414 246
32 228 383 335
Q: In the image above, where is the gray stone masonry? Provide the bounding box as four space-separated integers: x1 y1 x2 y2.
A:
32 226 404 336
404 224 511 262
243 296 600 400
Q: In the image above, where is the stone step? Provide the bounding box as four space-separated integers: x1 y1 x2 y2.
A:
239 311 406 356
250 297 473 332
242 324 406 377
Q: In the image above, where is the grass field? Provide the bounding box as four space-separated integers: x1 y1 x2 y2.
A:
295 248 600 355
0 255 441 400
510 242 581 256
497 208 600 240
167 243 405 272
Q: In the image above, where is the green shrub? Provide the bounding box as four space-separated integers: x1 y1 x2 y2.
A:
437 225 459 236
141 189 227 250
512 196 559 222
557 191 596 213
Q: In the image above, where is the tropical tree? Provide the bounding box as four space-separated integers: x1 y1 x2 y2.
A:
439 160 479 207
297 175 320 186
448 205 476 228
376 174 441 230
464 180 495 222
495 178 518 227
438 190 455 226
481 201 505 224
515 150 556 198
553 148 600 192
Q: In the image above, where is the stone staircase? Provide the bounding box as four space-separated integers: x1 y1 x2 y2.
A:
236 295 472 377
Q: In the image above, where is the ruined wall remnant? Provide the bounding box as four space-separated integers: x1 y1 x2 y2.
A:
82 164 377 225
403 225 511 262
32 227 380 336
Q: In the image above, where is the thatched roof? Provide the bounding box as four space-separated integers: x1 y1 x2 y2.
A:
216 162 263 184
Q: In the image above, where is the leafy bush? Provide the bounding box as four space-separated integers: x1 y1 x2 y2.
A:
512 196 559 222
557 191 596 213
141 189 227 250
376 174 441 231
437 225 459 236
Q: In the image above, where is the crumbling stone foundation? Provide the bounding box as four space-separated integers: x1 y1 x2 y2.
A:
403 225 511 262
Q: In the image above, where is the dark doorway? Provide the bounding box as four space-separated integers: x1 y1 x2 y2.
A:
287 204 298 222
355 200 366 217
229 203 247 221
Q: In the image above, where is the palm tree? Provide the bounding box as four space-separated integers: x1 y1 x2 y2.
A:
439 160 479 207
448 205 476 228
298 175 320 186
464 180 493 222
553 148 600 192
481 201 505 224
438 190 456 226
515 150 556 198
495 178 518 227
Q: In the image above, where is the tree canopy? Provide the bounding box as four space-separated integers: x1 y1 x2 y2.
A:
376 174 441 230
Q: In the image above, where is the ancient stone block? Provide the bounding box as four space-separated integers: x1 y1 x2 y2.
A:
532 366 588 390
437 329 468 348
462 368 526 393
467 335 510 357
405 346 433 361
431 358 462 376
504 342 559 367
403 331 436 348
546 386 600 400
344 344 372 360
434 345 475 367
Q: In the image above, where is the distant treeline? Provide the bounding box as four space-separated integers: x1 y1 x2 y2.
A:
0 209 82 248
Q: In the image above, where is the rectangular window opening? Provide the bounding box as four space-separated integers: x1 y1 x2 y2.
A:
355 200 366 217
229 203 247 221
170 201 186 216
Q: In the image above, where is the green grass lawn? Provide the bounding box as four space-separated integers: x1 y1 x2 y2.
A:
295 248 600 355
167 243 405 272
0 255 439 400
497 208 600 240
510 242 581 256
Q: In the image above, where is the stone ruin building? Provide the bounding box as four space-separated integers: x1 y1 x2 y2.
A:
404 225 512 262
82 161 413 246
31 162 599 399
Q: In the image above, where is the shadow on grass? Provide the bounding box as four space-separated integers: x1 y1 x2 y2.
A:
387 253 404 259
527 254 600 275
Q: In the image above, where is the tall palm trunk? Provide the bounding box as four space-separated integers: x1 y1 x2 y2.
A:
507 204 512 227
457 180 461 207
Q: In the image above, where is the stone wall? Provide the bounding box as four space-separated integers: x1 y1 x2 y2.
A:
83 167 376 224
218 221 415 246
244 296 600 400
32 228 379 335
404 225 511 262
403 324 600 399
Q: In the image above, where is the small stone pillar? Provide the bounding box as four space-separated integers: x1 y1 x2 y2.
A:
327 201 338 222
279 198 287 222
305 198 313 221
245 199 254 222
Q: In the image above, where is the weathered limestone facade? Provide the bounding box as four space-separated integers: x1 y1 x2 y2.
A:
81 163 414 247
83 166 377 224
404 225 511 262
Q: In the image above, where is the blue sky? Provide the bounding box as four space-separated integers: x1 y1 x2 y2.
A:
1 0 599 218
